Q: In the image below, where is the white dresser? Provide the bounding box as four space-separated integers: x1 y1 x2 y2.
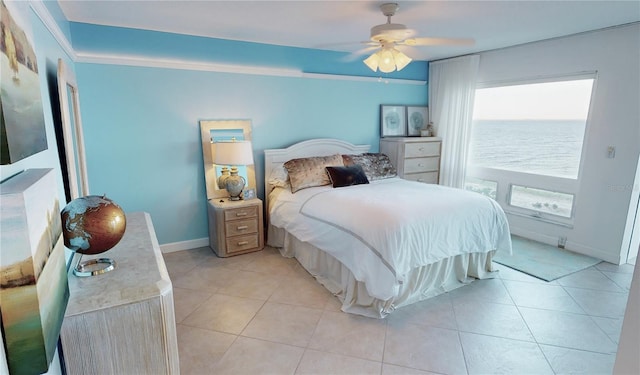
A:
60 212 179 375
380 137 442 184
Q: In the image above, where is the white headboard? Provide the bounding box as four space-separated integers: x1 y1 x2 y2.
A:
264 138 370 210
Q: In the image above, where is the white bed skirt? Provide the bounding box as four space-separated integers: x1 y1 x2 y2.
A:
268 225 498 318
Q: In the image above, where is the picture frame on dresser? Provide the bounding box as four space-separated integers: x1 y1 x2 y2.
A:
380 105 406 137
243 188 256 200
406 106 429 136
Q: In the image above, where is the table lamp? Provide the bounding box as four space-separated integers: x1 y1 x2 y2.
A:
214 140 254 200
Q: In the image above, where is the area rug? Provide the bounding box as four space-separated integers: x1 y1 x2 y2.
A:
493 235 601 282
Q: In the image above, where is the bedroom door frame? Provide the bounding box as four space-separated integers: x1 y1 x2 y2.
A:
621 153 640 264
57 58 89 200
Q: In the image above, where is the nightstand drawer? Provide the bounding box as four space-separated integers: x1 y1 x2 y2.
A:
405 171 439 184
405 142 440 158
404 157 439 173
226 233 260 254
225 218 259 236
224 205 258 221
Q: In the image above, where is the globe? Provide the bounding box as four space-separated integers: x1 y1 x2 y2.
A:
61 195 127 255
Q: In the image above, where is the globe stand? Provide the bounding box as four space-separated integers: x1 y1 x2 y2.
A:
73 254 116 277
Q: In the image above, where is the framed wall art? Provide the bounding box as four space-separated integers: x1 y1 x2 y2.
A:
0 169 70 375
406 106 429 136
380 105 406 137
0 0 47 165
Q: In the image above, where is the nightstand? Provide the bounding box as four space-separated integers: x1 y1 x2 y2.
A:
207 198 264 257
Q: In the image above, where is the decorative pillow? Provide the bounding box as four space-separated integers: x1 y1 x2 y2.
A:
268 164 290 188
326 165 370 188
342 153 397 180
283 154 344 193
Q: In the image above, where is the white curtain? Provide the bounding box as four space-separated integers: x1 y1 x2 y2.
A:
428 55 480 188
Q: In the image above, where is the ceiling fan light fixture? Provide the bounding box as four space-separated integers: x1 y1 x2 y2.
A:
363 47 412 73
363 53 380 71
378 48 396 73
391 48 412 70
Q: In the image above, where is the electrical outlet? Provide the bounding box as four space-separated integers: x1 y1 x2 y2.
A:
558 236 567 249
607 146 616 158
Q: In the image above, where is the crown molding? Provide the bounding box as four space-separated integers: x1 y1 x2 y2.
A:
302 72 426 85
75 52 304 78
76 52 426 84
30 0 76 60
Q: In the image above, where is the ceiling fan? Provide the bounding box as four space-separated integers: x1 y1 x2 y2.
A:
359 3 474 73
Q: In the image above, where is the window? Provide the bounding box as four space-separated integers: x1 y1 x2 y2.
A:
509 185 574 218
465 75 595 223
464 176 497 200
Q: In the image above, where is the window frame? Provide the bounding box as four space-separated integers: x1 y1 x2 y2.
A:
466 72 598 227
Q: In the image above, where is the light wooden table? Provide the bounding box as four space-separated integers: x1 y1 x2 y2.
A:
60 212 179 375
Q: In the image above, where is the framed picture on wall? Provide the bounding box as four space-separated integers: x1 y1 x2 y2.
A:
380 105 406 137
406 106 429 136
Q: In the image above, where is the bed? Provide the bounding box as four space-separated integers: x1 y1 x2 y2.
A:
264 138 512 318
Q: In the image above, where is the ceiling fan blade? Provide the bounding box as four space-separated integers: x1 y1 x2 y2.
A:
401 37 475 46
315 41 377 50
342 45 381 62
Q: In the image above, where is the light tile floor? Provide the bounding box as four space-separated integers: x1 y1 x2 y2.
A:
163 246 634 375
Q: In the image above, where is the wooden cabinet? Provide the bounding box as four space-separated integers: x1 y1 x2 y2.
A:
208 198 264 257
380 137 442 184
60 212 179 375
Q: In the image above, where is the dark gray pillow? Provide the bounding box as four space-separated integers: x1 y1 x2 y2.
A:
325 165 370 188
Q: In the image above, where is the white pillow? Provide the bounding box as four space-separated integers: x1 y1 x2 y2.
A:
268 164 290 188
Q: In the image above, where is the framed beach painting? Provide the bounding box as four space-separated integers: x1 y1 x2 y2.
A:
406 106 429 136
0 169 70 375
380 105 406 137
0 0 47 165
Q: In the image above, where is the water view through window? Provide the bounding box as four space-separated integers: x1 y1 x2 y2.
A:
465 77 595 219
469 119 586 179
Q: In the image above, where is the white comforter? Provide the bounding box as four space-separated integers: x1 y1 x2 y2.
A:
269 177 511 300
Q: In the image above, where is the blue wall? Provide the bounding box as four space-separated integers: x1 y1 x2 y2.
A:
69 23 429 246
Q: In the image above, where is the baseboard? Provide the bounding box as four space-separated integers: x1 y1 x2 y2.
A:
509 227 558 247
160 237 209 253
565 241 620 264
509 227 620 264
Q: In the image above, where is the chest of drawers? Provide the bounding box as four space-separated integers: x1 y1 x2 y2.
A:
380 137 442 184
208 198 264 257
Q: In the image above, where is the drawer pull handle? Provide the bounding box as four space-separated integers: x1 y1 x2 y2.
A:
418 163 424 167
237 225 249 230
236 212 248 217
419 147 424 151
237 241 249 246
417 179 425 182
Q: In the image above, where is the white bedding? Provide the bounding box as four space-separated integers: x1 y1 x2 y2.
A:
269 177 512 301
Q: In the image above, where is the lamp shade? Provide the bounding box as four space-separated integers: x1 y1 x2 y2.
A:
214 140 254 166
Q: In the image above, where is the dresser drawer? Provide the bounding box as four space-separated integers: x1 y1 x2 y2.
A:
404 157 440 173
224 205 258 221
225 218 259 236
405 171 439 184
404 142 440 158
226 233 260 254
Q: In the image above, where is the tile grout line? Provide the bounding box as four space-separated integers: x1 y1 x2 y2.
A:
497 276 558 374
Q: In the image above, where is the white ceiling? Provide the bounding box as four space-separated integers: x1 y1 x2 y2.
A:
57 0 640 61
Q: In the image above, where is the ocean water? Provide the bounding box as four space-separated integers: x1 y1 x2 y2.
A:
468 120 586 179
